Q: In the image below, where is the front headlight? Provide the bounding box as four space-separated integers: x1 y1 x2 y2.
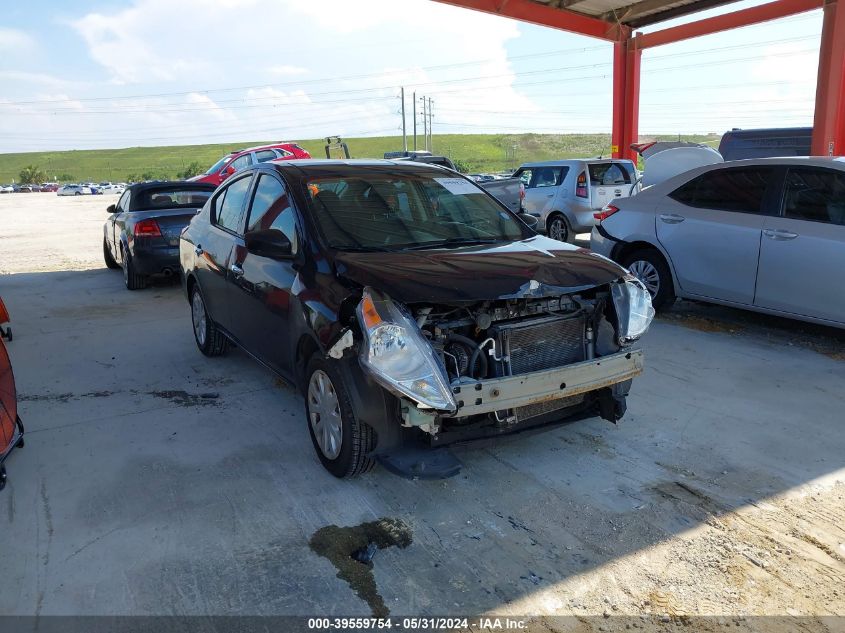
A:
356 288 456 412
611 276 655 344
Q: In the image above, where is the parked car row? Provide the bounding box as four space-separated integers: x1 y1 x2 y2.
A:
1 182 60 193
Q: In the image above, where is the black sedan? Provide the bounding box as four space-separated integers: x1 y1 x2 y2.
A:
180 160 653 478
104 181 215 289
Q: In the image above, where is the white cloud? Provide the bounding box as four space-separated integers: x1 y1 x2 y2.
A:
0 27 35 54
267 65 309 76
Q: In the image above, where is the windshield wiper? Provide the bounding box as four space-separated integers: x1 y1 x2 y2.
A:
401 237 502 251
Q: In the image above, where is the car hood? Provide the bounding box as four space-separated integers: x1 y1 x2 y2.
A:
333 236 626 304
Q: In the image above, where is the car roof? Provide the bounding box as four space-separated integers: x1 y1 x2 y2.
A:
234 141 299 154
267 158 452 172
519 158 634 168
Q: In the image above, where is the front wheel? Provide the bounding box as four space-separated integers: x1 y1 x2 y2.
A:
622 248 675 310
305 355 375 478
191 285 228 356
547 214 570 243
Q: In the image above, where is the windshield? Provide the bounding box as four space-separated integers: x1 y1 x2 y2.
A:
205 154 234 175
134 187 213 210
304 171 528 251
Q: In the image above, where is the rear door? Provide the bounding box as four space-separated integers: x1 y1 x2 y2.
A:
516 166 567 216
195 173 253 333
754 166 845 324
588 161 634 209
656 166 775 304
228 172 300 375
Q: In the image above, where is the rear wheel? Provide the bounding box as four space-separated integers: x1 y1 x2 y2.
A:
547 214 570 243
103 239 120 269
305 355 375 478
191 285 228 356
622 248 675 310
122 247 147 290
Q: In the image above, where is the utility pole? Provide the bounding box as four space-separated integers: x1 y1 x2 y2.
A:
421 96 428 152
400 87 407 152
428 97 434 153
412 91 417 151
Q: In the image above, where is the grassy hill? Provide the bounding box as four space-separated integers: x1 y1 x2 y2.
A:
0 133 720 183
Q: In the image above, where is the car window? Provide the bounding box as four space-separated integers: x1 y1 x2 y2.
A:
275 148 294 158
134 188 212 210
782 168 845 226
305 171 527 251
254 150 277 163
229 154 252 172
116 190 130 212
669 167 773 214
515 169 532 186
589 163 632 185
531 167 564 188
213 176 252 233
246 174 298 253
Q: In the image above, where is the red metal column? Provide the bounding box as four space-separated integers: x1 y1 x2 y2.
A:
612 33 640 162
812 0 845 155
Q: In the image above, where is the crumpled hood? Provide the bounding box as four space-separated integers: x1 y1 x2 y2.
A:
333 236 626 304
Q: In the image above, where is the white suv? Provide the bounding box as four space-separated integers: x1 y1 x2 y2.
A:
513 159 639 242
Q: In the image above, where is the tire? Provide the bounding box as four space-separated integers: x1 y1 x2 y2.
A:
190 285 228 356
103 239 120 269
74 191 81 196
122 247 147 290
622 248 676 311
547 214 570 243
305 355 376 478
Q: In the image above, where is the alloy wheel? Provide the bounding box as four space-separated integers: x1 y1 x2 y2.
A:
628 259 660 297
549 217 568 242
191 291 207 346
308 369 343 460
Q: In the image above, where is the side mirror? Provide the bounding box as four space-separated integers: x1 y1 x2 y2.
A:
245 229 293 260
220 165 235 180
106 204 116 214
518 212 539 230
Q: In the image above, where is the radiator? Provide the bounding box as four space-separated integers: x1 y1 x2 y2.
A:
492 314 587 422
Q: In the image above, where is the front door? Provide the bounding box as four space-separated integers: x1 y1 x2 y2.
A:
227 172 300 376
195 174 252 333
755 166 845 324
655 166 775 304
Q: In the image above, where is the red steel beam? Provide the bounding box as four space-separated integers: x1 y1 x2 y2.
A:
612 38 642 161
812 0 845 155
432 0 623 41
638 0 822 49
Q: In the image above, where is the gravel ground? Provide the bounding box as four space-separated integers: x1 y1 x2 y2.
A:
0 193 843 629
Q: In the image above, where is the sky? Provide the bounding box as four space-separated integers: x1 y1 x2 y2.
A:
0 0 823 153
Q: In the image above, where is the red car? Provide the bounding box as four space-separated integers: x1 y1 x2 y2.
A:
189 142 310 186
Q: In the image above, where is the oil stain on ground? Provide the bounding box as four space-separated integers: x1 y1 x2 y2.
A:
309 517 412 617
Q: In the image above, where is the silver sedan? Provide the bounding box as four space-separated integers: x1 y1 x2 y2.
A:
591 157 845 329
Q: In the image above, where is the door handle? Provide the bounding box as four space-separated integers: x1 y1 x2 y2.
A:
763 229 798 240
230 263 244 278
659 213 686 224
194 245 203 256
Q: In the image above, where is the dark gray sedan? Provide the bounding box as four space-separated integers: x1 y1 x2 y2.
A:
103 182 215 289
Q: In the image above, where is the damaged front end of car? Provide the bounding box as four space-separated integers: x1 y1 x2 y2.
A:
329 276 653 475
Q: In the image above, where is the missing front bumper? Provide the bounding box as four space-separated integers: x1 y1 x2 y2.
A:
443 349 644 418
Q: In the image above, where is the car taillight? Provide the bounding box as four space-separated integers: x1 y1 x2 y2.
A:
519 183 525 200
135 219 162 237
594 204 620 222
576 171 588 198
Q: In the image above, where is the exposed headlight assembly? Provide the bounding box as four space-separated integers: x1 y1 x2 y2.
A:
611 276 655 344
356 288 456 413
